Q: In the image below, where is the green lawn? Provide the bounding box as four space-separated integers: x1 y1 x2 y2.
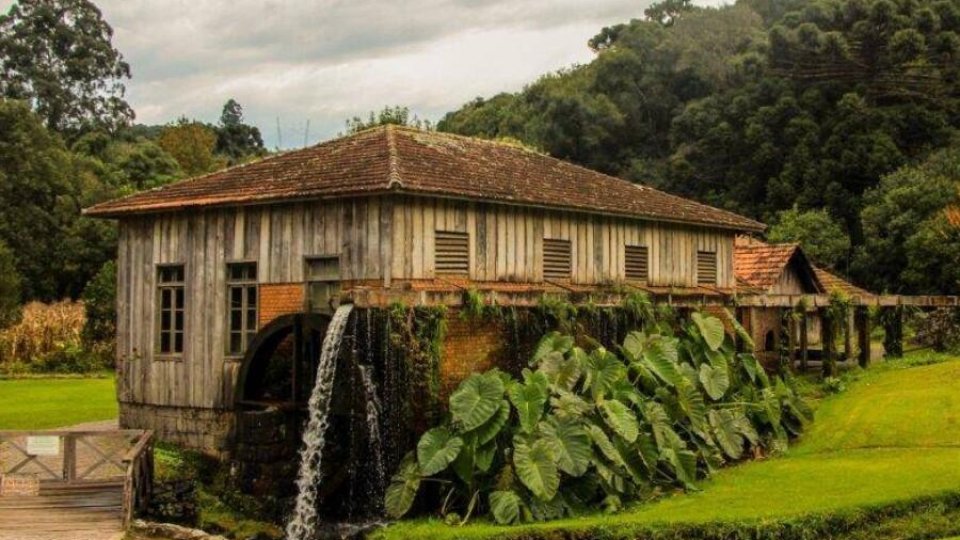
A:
377 356 960 539
0 376 117 429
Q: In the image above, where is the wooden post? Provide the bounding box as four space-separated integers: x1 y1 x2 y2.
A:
843 311 854 362
799 310 809 372
882 306 904 358
856 306 871 367
820 307 836 377
786 311 797 373
62 434 76 483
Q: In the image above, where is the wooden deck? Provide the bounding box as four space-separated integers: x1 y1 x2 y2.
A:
0 430 153 540
0 480 124 539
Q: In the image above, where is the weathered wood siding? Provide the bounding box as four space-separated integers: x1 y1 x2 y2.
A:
116 198 387 410
390 196 736 287
116 194 736 410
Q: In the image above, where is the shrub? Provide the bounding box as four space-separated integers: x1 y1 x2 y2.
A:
384 311 811 525
0 301 110 373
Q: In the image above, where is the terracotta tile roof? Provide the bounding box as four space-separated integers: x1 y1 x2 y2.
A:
734 242 801 289
812 267 873 298
734 238 874 296
84 126 764 232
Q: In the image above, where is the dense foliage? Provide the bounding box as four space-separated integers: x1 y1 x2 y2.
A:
0 0 132 134
439 0 960 293
767 206 851 270
384 310 811 524
0 240 22 328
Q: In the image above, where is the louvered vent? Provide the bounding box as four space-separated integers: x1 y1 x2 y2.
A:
435 231 469 274
697 251 718 285
625 245 649 281
543 238 572 280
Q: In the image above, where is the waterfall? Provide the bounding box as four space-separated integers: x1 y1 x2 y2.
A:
286 304 354 540
360 364 386 508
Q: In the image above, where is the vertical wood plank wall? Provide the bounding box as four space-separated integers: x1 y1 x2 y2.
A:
116 198 386 411
390 196 735 288
116 194 735 411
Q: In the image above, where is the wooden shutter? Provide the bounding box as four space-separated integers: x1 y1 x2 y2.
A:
697 251 717 285
435 231 469 274
624 245 649 281
543 239 572 280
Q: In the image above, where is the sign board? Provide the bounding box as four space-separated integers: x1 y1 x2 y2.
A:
0 474 40 496
26 436 60 456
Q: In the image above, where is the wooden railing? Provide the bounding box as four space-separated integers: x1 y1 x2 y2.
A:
0 429 154 528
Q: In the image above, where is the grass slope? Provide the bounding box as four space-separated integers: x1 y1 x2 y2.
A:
377 357 960 539
0 376 117 429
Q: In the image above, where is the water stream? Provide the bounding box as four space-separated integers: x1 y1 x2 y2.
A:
286 304 354 540
360 363 386 507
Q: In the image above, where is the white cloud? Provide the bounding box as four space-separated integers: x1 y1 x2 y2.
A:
1 0 660 147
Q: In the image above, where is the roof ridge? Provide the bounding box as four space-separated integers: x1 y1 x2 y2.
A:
394 127 765 230
385 124 403 189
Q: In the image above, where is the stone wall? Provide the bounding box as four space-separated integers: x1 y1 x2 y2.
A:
119 402 235 456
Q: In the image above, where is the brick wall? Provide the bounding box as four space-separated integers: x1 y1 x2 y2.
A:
258 283 305 327
440 312 507 397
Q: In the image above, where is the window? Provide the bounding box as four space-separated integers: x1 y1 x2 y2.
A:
157 265 185 355
305 256 340 314
696 251 718 285
227 262 258 356
624 245 649 281
435 231 469 275
543 239 572 280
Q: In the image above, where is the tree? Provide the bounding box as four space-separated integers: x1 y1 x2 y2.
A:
854 146 960 294
0 99 76 299
158 119 222 176
768 206 851 270
344 105 432 134
0 240 22 328
81 259 115 343
215 99 265 165
644 0 696 27
0 0 133 134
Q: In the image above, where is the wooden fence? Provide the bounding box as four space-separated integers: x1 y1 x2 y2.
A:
0 429 154 528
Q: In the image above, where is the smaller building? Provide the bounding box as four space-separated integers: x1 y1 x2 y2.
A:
734 236 872 367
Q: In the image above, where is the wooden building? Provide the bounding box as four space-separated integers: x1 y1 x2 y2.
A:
82 125 799 452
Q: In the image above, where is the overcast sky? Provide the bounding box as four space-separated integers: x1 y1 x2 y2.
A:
2 1 718 148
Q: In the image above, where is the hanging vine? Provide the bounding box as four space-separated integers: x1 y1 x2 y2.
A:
387 303 447 428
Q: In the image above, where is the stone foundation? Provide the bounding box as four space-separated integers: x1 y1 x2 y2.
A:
119 402 235 456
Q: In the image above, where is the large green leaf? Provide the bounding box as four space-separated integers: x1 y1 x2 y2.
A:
724 308 755 349
539 418 592 477
417 427 464 476
476 439 497 472
450 372 505 431
709 409 744 459
531 332 574 366
586 424 621 465
513 437 559 501
384 453 422 518
474 399 510 444
699 363 730 400
584 348 626 400
676 381 707 430
622 331 646 361
600 400 639 443
692 312 726 351
641 336 683 387
489 490 523 525
539 347 584 391
552 390 593 419
509 376 549 434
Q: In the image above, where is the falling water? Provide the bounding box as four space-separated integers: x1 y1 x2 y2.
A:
360 364 386 505
286 304 354 540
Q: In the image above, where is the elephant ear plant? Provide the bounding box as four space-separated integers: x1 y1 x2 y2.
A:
384 310 811 525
